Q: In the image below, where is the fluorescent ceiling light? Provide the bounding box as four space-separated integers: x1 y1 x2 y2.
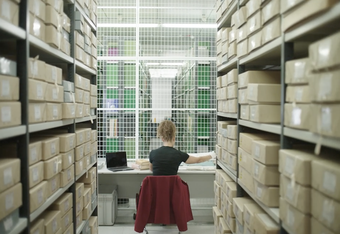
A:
98 23 216 28
162 24 217 28
149 69 178 78
146 63 185 66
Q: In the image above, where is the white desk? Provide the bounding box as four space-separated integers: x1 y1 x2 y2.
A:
98 162 215 199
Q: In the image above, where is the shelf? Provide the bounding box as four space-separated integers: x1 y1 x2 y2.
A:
8 218 27 234
75 115 97 123
0 126 26 140
0 19 26 40
30 179 74 222
29 36 73 64
76 221 86 234
75 2 97 32
239 37 282 66
217 57 237 73
217 112 237 119
29 120 74 133
217 161 237 182
238 181 280 224
285 2 340 42
284 127 340 150
217 0 238 28
76 61 96 75
239 120 281 135
87 160 97 171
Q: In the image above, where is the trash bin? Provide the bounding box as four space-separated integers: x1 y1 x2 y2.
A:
98 184 118 225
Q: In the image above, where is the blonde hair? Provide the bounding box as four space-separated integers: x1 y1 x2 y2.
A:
157 120 176 142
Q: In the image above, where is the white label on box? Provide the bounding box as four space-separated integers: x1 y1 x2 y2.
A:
51 142 56 155
37 84 43 98
34 105 41 120
65 215 70 227
321 107 332 133
287 208 295 227
286 182 295 203
33 0 39 15
53 105 58 117
31 146 37 163
52 88 58 100
254 145 260 158
284 156 295 175
256 185 262 198
3 168 12 185
65 199 70 211
1 80 10 97
80 147 84 157
67 169 71 180
69 138 74 148
51 177 57 192
51 67 57 82
5 193 14 210
80 134 84 143
2 1 10 21
68 154 72 164
52 219 57 233
244 210 250 226
77 201 81 213
53 160 58 174
70 105 75 116
254 163 259 178
317 40 330 66
79 161 83 171
322 199 335 224
1 106 11 123
319 74 332 100
294 61 305 80
295 88 303 101
323 171 336 193
3 215 13 231
32 167 39 182
292 107 302 126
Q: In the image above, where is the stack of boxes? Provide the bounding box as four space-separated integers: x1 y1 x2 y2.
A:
227 124 238 171
238 71 281 123
234 5 248 58
75 74 92 118
90 84 98 111
0 0 19 27
217 121 236 169
216 69 238 114
74 128 91 177
29 0 71 55
246 0 262 53
0 57 21 129
261 0 281 46
216 27 232 66
62 80 77 119
75 182 84 229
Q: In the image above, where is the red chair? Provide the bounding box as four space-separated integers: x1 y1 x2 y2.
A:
134 175 194 233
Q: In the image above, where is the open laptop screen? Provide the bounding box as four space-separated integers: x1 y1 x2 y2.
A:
106 152 128 168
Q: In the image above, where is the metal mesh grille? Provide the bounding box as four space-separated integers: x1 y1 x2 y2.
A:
97 0 217 160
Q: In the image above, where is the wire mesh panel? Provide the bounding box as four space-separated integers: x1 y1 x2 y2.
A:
97 0 217 160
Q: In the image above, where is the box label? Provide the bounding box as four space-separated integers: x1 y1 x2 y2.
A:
34 105 41 120
51 142 56 155
30 146 38 163
287 208 295 227
52 88 58 100
3 214 13 231
254 145 260 158
53 105 58 117
1 106 11 123
256 185 262 198
321 107 331 132
5 193 14 210
3 168 12 186
37 188 44 204
323 171 336 193
32 167 39 182
292 107 302 126
1 80 10 97
52 218 57 233
65 199 70 211
51 177 57 192
284 156 295 175
322 199 335 224
37 84 43 98
286 182 295 203
2 1 10 21
51 67 57 82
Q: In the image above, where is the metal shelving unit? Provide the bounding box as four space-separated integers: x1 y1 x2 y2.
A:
217 57 237 73
29 120 74 133
217 112 237 119
217 161 237 182
76 60 97 75
239 120 281 135
0 126 27 141
0 18 26 39
217 0 238 28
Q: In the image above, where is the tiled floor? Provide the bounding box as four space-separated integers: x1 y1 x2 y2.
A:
99 223 215 234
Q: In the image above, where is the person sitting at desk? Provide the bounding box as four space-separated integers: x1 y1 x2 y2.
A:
149 120 216 176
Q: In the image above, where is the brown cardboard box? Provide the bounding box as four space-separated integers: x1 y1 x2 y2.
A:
254 180 279 207
280 174 311 214
236 6 247 28
228 99 238 113
221 28 231 42
253 213 279 234
213 206 223 226
281 0 306 14
90 96 97 108
45 5 59 29
29 103 46 123
246 0 261 18
229 154 237 171
75 88 84 103
233 197 254 224
84 142 91 156
237 39 248 58
75 129 86 146
76 183 84 201
46 173 60 198
84 180 96 195
227 125 238 140
247 10 261 36
29 161 44 188
0 75 19 101
311 217 335 234
237 24 248 43
285 58 311 84
83 104 90 117
310 104 340 138
248 30 262 53
250 104 281 123
91 141 97 155
216 145 222 160
43 210 61 234
46 103 62 121
75 158 85 176
226 181 237 202
89 216 98 234
227 69 238 86
60 209 73 232
240 133 278 154
238 147 253 173
60 165 74 187
226 214 236 232
62 103 76 119
309 69 340 102
61 150 74 170
75 144 84 161
262 17 281 45
240 105 250 120
78 167 96 184
29 140 42 166
56 133 76 153
252 160 279 186
222 149 228 164
279 149 316 186
75 196 83 216
239 166 254 194
76 104 83 118
45 64 62 85
45 25 62 49
229 27 236 43
247 84 281 104
74 74 83 89
29 79 46 101
83 188 91 207
29 13 46 41
83 91 90 104
0 158 20 193
312 157 340 201
282 0 338 32
0 183 22 220
227 84 238 99
0 0 19 26
238 71 280 89
75 31 85 48
228 41 237 58
30 181 47 213
284 103 310 130
219 217 231 234
75 46 84 62
280 198 310 234
83 203 91 220
243 203 265 232
45 84 64 103
44 155 62 180
49 193 72 216
222 41 229 56
35 136 60 160
227 139 237 155
76 212 82 229
46 0 64 13
30 219 44 234
261 0 280 25
252 140 279 165
286 85 310 103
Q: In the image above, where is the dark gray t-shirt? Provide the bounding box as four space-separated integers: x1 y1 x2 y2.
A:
149 146 189 175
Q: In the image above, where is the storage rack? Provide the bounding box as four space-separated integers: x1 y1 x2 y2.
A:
0 0 98 234
216 1 340 233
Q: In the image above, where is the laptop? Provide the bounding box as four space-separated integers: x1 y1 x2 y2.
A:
106 152 134 172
